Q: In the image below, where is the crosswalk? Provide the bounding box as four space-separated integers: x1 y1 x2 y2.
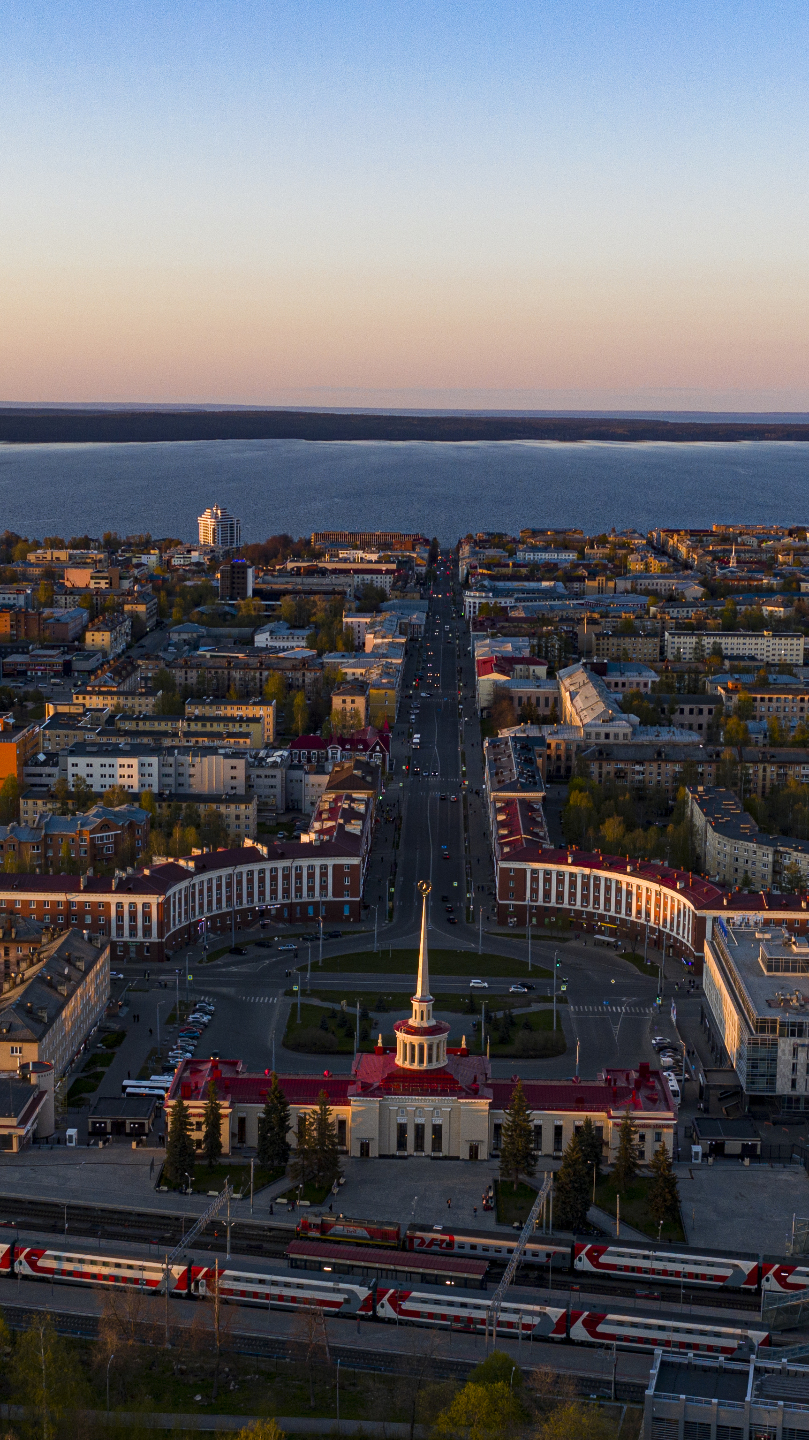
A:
570 1004 656 1016
234 994 279 1004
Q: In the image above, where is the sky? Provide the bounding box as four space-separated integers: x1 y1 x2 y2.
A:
1 0 808 411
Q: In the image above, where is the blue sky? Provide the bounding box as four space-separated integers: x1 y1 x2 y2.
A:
1 1 808 408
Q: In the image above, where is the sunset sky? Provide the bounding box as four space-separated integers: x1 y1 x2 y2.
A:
1 1 808 410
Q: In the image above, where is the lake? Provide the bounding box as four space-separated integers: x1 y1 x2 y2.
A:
0 438 807 543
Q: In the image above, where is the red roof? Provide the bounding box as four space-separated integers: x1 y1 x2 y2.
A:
291 735 328 750
286 1240 487 1278
514 847 726 910
490 1069 674 1116
168 1059 351 1106
351 1051 490 1097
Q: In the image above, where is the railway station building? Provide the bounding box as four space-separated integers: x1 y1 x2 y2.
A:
166 883 678 1162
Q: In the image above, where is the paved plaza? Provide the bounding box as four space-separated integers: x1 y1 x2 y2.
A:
678 1160 809 1254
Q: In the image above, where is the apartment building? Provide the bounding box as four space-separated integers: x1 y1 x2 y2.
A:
557 663 639 740
165 649 322 701
64 742 249 798
665 630 805 665
198 504 241 549
85 613 131 658
687 788 776 888
218 559 254 600
331 680 369 730
593 661 658 694
184 698 276 745
588 631 661 663
153 791 257 840
578 743 719 798
0 714 42 784
0 931 110 1078
717 682 809 727
738 747 809 797
123 591 159 631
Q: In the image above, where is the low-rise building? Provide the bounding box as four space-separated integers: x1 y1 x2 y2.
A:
184 697 276 745
123 591 159 631
0 930 110 1078
85 613 131 658
331 680 369 730
687 785 809 889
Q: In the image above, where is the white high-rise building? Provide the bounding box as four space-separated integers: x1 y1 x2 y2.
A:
198 504 241 549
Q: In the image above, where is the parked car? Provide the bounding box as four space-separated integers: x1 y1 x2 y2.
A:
278 943 297 952
651 1035 673 1050
255 938 273 948
325 930 343 939
658 1051 676 1068
229 945 247 956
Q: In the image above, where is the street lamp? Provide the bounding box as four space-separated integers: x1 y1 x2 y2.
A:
106 1353 115 1415
372 904 379 953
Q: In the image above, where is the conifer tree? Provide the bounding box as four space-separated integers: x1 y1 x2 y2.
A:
577 1115 602 1182
202 1079 223 1168
163 1096 196 1189
290 1111 316 1190
312 1089 341 1189
612 1109 640 1191
648 1142 680 1228
553 1134 591 1232
257 1072 291 1168
499 1079 536 1189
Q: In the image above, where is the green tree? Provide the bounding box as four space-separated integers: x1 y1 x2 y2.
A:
536 1402 615 1440
57 838 77 875
263 672 287 706
553 1134 591 1232
53 776 71 815
499 1079 536 1188
201 805 230 849
257 1072 291 1169
139 788 157 816
0 774 19 824
433 1380 523 1440
292 690 310 736
613 1109 640 1191
202 1080 223 1168
311 1089 341 1189
577 1115 603 1180
71 774 95 811
102 783 132 808
13 1311 88 1440
648 1142 680 1229
163 1097 196 1189
290 1110 316 1189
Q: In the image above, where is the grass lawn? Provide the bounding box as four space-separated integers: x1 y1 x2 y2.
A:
316 947 551 978
181 1161 285 1196
286 986 555 1015
494 1178 539 1226
595 1174 684 1243
283 1002 386 1053
82 1050 115 1073
620 950 661 978
100 1029 126 1050
487 1008 567 1058
65 1076 100 1104
278 1179 335 1206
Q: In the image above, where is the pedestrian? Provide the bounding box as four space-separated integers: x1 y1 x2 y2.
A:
149 1028 152 1037
150 1157 154 1178
447 1197 451 1210
473 1206 477 1218
127 1070 131 1079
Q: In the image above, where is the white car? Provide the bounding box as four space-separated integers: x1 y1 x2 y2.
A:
469 979 488 989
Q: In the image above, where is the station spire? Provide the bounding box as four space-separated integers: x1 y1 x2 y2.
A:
415 880 432 1002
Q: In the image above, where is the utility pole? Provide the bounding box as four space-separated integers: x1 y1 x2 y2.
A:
319 915 323 967
481 1000 486 1055
250 1157 254 1217
307 945 311 993
231 868 236 949
553 954 557 1032
528 919 531 973
356 999 360 1054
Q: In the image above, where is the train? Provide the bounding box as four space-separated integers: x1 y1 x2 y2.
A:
297 1215 809 1297
0 1241 769 1357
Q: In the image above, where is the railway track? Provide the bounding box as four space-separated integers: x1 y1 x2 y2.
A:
0 1193 292 1258
0 1194 766 1317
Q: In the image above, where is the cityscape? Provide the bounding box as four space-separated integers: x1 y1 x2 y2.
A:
4 0 809 1435
2 514 809 1433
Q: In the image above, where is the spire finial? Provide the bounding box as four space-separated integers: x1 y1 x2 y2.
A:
415 880 432 1002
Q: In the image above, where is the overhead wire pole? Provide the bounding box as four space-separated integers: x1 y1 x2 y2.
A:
485 1172 553 1352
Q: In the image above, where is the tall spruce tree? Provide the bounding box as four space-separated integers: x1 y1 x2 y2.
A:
290 1111 316 1190
312 1089 341 1189
164 1097 196 1189
553 1134 591 1232
613 1109 640 1191
499 1080 536 1189
202 1080 223 1168
648 1143 680 1228
577 1115 602 1184
257 1072 291 1169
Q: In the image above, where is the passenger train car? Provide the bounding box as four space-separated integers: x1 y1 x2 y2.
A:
0 1241 770 1357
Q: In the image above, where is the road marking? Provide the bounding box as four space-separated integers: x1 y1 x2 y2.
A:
570 1005 656 1015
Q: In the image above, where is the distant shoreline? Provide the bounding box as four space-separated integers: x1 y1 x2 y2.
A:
2 409 809 444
